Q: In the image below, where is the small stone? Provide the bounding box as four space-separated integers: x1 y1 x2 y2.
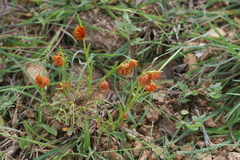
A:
228 152 240 160
138 125 152 136
132 141 143 157
205 118 217 128
146 106 161 122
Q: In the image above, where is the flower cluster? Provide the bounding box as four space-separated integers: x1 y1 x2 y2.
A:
74 26 86 40
145 82 158 92
99 80 109 91
138 70 159 92
57 82 70 93
52 53 64 67
123 113 129 119
35 75 50 88
118 59 138 75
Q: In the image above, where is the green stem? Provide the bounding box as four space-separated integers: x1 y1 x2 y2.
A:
86 61 119 100
118 83 143 126
158 47 182 71
83 40 93 100
41 88 48 104
38 88 48 123
125 83 142 113
126 79 139 106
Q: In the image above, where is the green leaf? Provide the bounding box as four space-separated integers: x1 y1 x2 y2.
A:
213 93 222 99
181 98 190 103
194 122 204 128
181 110 189 115
183 92 192 97
123 12 131 23
178 82 188 91
186 124 198 131
20 10 54 25
19 135 32 150
67 125 74 136
84 118 90 153
130 25 142 32
51 124 58 137
191 90 199 96
192 116 199 122
37 124 57 136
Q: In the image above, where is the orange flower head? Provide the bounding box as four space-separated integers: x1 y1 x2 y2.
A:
145 82 158 92
138 73 151 86
74 26 86 40
57 82 70 92
117 63 131 75
128 59 138 69
35 75 50 88
148 70 160 81
99 80 110 91
123 113 129 119
52 53 64 67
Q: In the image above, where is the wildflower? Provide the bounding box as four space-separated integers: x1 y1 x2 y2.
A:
62 127 70 131
138 73 151 86
148 70 160 81
117 63 131 75
99 80 110 91
74 26 86 40
57 82 70 92
35 75 50 88
128 59 138 69
145 82 158 92
52 53 64 67
123 113 129 119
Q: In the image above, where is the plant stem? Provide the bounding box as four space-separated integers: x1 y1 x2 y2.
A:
158 47 182 72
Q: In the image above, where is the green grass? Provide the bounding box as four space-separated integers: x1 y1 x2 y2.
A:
0 0 239 159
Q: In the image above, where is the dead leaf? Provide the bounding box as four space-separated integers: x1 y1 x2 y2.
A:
234 17 240 25
162 66 174 79
183 54 198 71
162 64 188 80
161 114 176 137
205 118 217 128
194 43 208 58
23 62 48 85
173 64 189 74
207 28 226 38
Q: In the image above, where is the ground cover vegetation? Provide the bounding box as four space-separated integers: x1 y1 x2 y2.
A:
0 0 240 159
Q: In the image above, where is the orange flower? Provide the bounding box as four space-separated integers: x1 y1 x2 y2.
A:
145 82 158 92
117 63 131 75
35 75 50 88
128 59 138 69
123 113 129 119
148 70 160 81
74 26 86 40
138 73 151 86
99 80 109 91
52 53 64 67
57 82 70 92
